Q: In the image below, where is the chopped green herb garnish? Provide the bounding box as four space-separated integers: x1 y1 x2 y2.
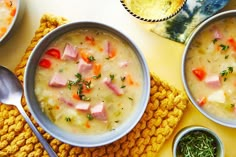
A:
228 66 233 73
75 73 82 80
88 56 95 62
67 80 76 90
220 66 233 77
114 120 119 123
220 70 228 77
225 55 229 59
219 44 229 51
231 104 235 108
77 84 83 95
121 85 126 88
224 78 227 81
59 69 63 73
83 80 92 89
212 38 218 44
128 97 133 101
80 95 91 101
93 73 101 79
177 131 217 157
121 76 126 82
87 114 93 120
67 73 93 101
110 74 115 81
65 117 71 122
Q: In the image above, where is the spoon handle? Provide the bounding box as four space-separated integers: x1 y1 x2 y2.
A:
17 104 58 157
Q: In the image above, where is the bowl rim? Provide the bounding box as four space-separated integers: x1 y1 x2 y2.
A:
24 21 150 147
182 10 236 128
172 126 224 157
0 0 25 44
120 0 187 22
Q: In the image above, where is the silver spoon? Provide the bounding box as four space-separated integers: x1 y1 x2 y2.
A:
0 66 57 157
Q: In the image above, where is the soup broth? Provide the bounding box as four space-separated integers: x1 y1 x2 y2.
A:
186 17 236 120
35 28 143 134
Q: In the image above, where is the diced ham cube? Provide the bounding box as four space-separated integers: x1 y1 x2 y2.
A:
77 59 93 74
62 43 78 60
119 61 128 68
59 97 74 107
208 90 225 103
204 75 221 88
103 77 124 96
75 102 90 111
104 40 116 58
49 73 67 87
213 27 223 39
90 102 107 121
104 40 111 54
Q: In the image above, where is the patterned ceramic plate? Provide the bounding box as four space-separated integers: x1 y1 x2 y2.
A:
151 0 229 43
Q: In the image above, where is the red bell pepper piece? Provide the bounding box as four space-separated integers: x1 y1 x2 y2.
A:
192 67 206 81
228 38 236 51
45 48 61 59
39 58 51 68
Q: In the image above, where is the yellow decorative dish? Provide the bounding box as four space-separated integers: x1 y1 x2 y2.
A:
120 0 186 22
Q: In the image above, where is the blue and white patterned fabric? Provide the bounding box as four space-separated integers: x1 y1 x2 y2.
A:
151 0 229 43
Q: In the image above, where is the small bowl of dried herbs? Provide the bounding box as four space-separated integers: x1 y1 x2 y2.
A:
173 126 224 157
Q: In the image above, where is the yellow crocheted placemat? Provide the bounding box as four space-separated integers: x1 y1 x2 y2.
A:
0 14 189 157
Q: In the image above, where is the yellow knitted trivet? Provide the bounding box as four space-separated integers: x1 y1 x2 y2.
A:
0 14 189 157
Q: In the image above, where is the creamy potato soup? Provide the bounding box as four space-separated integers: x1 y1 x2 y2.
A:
186 17 236 120
35 28 143 134
0 0 17 38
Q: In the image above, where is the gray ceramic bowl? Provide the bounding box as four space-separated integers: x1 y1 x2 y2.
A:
182 10 236 128
0 0 25 45
173 126 224 157
24 22 150 147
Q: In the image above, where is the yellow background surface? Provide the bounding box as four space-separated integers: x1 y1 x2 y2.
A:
0 0 236 156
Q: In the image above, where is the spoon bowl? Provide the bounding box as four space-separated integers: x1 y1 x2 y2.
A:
0 65 57 157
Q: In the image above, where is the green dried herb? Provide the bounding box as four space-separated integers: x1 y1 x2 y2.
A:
110 74 115 81
88 55 95 62
121 76 126 82
128 97 133 101
65 117 71 122
93 73 101 79
87 114 93 120
219 44 229 51
220 66 233 80
68 73 91 101
177 131 217 157
212 38 218 44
